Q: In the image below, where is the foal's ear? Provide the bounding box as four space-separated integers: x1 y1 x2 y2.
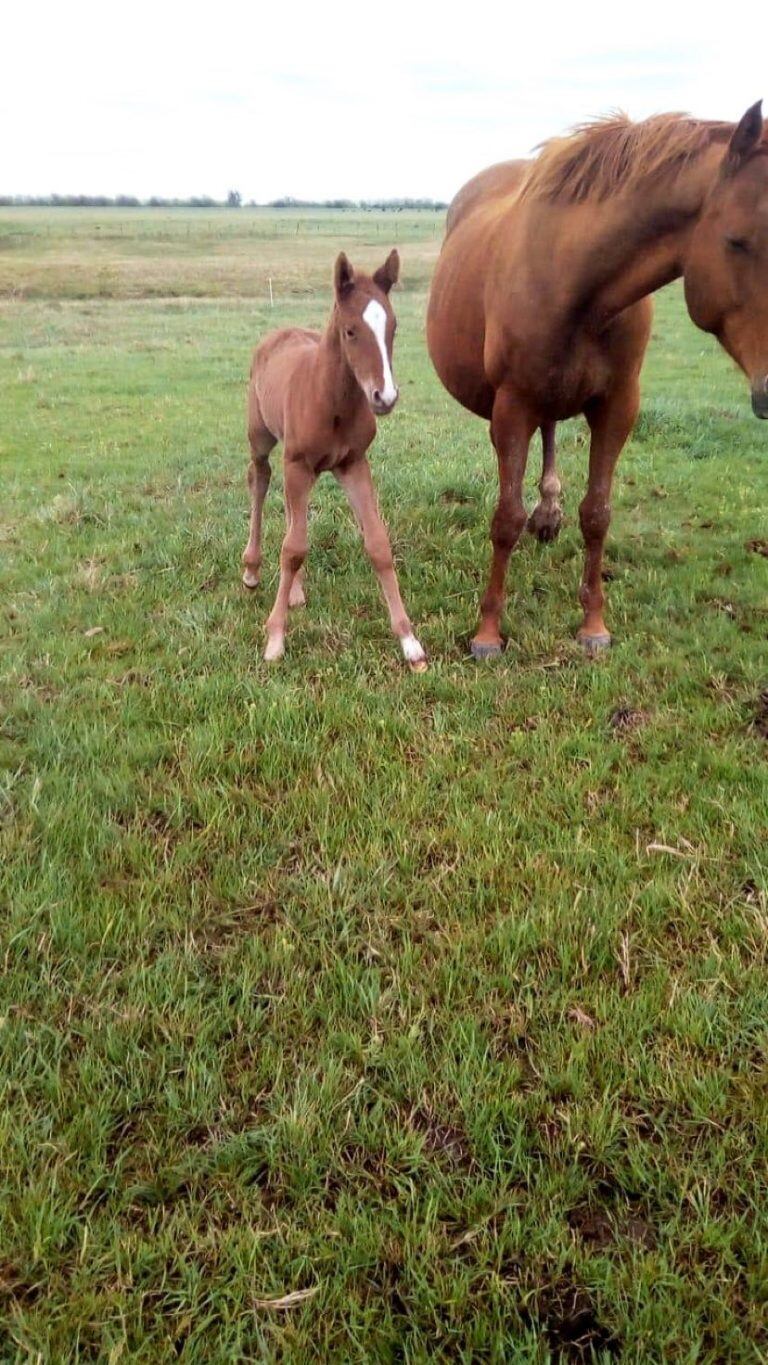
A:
373 249 400 295
725 100 764 172
334 252 355 299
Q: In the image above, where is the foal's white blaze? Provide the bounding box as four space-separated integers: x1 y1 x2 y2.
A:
362 299 398 407
401 633 426 665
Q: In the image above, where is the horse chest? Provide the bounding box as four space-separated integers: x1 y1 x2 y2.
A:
296 414 370 473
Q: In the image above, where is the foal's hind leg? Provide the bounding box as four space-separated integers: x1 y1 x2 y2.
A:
242 409 277 589
264 458 315 662
527 422 563 542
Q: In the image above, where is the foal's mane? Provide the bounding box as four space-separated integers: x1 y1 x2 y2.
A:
519 112 735 204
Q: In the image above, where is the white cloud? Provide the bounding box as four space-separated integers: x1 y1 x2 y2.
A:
4 0 765 199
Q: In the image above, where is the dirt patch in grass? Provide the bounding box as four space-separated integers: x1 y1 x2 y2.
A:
751 690 768 739
194 897 283 951
0 1260 44 1308
609 705 648 733
568 1203 655 1251
408 1105 474 1169
334 1143 403 1202
528 1276 621 1361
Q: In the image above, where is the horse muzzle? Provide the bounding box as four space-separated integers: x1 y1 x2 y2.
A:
751 376 768 420
370 387 399 416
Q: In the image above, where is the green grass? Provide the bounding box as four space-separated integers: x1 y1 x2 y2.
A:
1 210 767 1362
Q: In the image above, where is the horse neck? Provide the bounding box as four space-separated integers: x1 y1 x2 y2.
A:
556 139 730 322
316 311 362 415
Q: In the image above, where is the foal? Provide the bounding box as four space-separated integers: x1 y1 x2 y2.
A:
242 250 427 670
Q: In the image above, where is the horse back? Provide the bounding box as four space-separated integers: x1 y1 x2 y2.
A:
249 328 321 440
446 160 529 235
251 327 320 381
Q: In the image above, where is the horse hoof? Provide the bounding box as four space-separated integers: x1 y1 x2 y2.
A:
527 507 562 542
263 638 285 663
578 631 612 654
409 657 429 674
534 521 561 543
470 640 503 659
242 569 260 590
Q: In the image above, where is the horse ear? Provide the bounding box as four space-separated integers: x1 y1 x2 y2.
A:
334 252 355 299
373 249 400 294
725 100 763 171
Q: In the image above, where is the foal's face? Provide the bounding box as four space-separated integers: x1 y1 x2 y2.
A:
334 250 400 415
685 101 768 419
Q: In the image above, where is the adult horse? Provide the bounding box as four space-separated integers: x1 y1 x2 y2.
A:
427 103 768 656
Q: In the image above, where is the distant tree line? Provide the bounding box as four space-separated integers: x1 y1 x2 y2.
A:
0 193 236 208
0 192 447 210
266 197 448 210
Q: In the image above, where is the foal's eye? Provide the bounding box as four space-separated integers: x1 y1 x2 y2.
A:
345 327 356 340
726 235 751 255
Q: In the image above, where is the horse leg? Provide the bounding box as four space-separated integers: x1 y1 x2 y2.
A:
577 382 640 651
527 421 562 542
242 405 276 589
285 492 306 608
264 459 315 662
471 389 536 657
334 456 427 671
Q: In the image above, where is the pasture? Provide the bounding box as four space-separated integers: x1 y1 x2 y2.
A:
1 208 767 1361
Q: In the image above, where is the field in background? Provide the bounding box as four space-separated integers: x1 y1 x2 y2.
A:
0 207 444 300
1 209 767 1361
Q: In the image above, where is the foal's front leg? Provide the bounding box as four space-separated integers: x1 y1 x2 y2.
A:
264 458 316 662
334 456 427 671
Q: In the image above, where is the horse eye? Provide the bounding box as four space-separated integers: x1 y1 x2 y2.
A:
726 236 750 254
345 328 356 339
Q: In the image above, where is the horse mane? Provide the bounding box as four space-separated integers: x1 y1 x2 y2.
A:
519 113 736 204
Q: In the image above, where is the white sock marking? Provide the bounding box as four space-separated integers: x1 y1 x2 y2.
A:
362 298 398 407
400 633 426 664
264 633 285 662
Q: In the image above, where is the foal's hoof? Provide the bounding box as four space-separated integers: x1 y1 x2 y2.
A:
263 636 285 663
527 505 563 543
242 568 260 590
578 631 612 655
401 634 428 672
470 639 503 659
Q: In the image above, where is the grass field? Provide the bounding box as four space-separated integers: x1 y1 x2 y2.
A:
1 208 767 1362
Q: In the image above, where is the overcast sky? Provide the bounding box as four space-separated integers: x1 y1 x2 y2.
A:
5 0 765 201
